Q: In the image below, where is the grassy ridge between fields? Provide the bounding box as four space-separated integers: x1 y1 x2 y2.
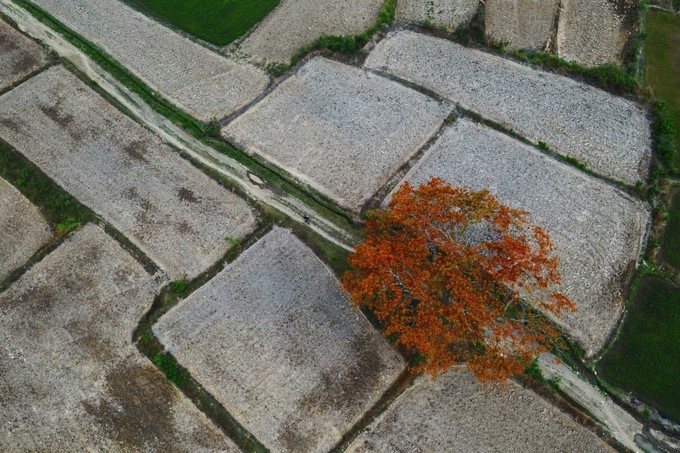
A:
598 277 680 422
123 0 279 46
0 137 94 233
645 10 680 172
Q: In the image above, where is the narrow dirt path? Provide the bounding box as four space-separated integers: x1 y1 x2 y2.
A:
538 354 677 452
0 0 357 252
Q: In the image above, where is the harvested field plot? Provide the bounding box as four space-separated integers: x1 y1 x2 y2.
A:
154 228 404 453
0 66 258 280
236 0 382 63
485 0 558 50
0 224 237 451
346 367 612 452
398 119 648 355
0 18 46 91
396 0 479 30
31 0 269 121
126 0 279 46
365 30 651 185
557 0 638 67
598 277 680 423
224 57 451 212
0 177 51 282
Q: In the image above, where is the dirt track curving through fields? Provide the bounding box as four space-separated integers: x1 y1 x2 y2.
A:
0 0 357 252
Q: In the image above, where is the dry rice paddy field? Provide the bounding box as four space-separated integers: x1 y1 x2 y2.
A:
0 65 258 280
395 0 478 30
236 0 383 64
346 367 612 452
398 118 648 355
0 177 51 282
484 0 558 51
154 228 404 452
0 18 46 92
0 224 237 451
556 0 638 67
31 0 270 121
365 30 651 186
1 0 676 450
224 57 451 212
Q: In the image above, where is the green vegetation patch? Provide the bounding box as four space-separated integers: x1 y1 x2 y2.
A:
661 188 680 267
0 138 94 233
598 277 680 422
645 10 680 171
125 0 279 46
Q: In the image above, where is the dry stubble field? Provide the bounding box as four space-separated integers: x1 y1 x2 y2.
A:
346 367 613 452
397 119 649 355
0 18 46 92
0 224 237 451
0 65 258 280
484 0 559 51
365 30 651 185
154 228 405 453
224 57 451 212
0 177 51 282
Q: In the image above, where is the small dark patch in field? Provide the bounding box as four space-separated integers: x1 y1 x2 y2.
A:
0 118 21 133
277 418 318 453
39 100 84 142
82 361 179 450
64 319 114 361
0 36 19 53
283 335 388 449
123 139 150 163
10 53 38 74
176 220 196 235
177 187 199 203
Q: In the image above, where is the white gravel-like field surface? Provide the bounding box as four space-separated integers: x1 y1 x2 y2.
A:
31 0 269 121
224 57 451 212
365 30 651 185
398 119 649 355
0 66 258 280
396 0 479 30
557 0 638 67
346 367 613 452
0 18 46 91
0 224 237 451
236 0 382 64
0 177 51 282
485 0 559 50
154 228 405 453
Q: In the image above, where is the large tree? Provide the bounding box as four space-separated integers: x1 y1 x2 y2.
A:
343 178 575 382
